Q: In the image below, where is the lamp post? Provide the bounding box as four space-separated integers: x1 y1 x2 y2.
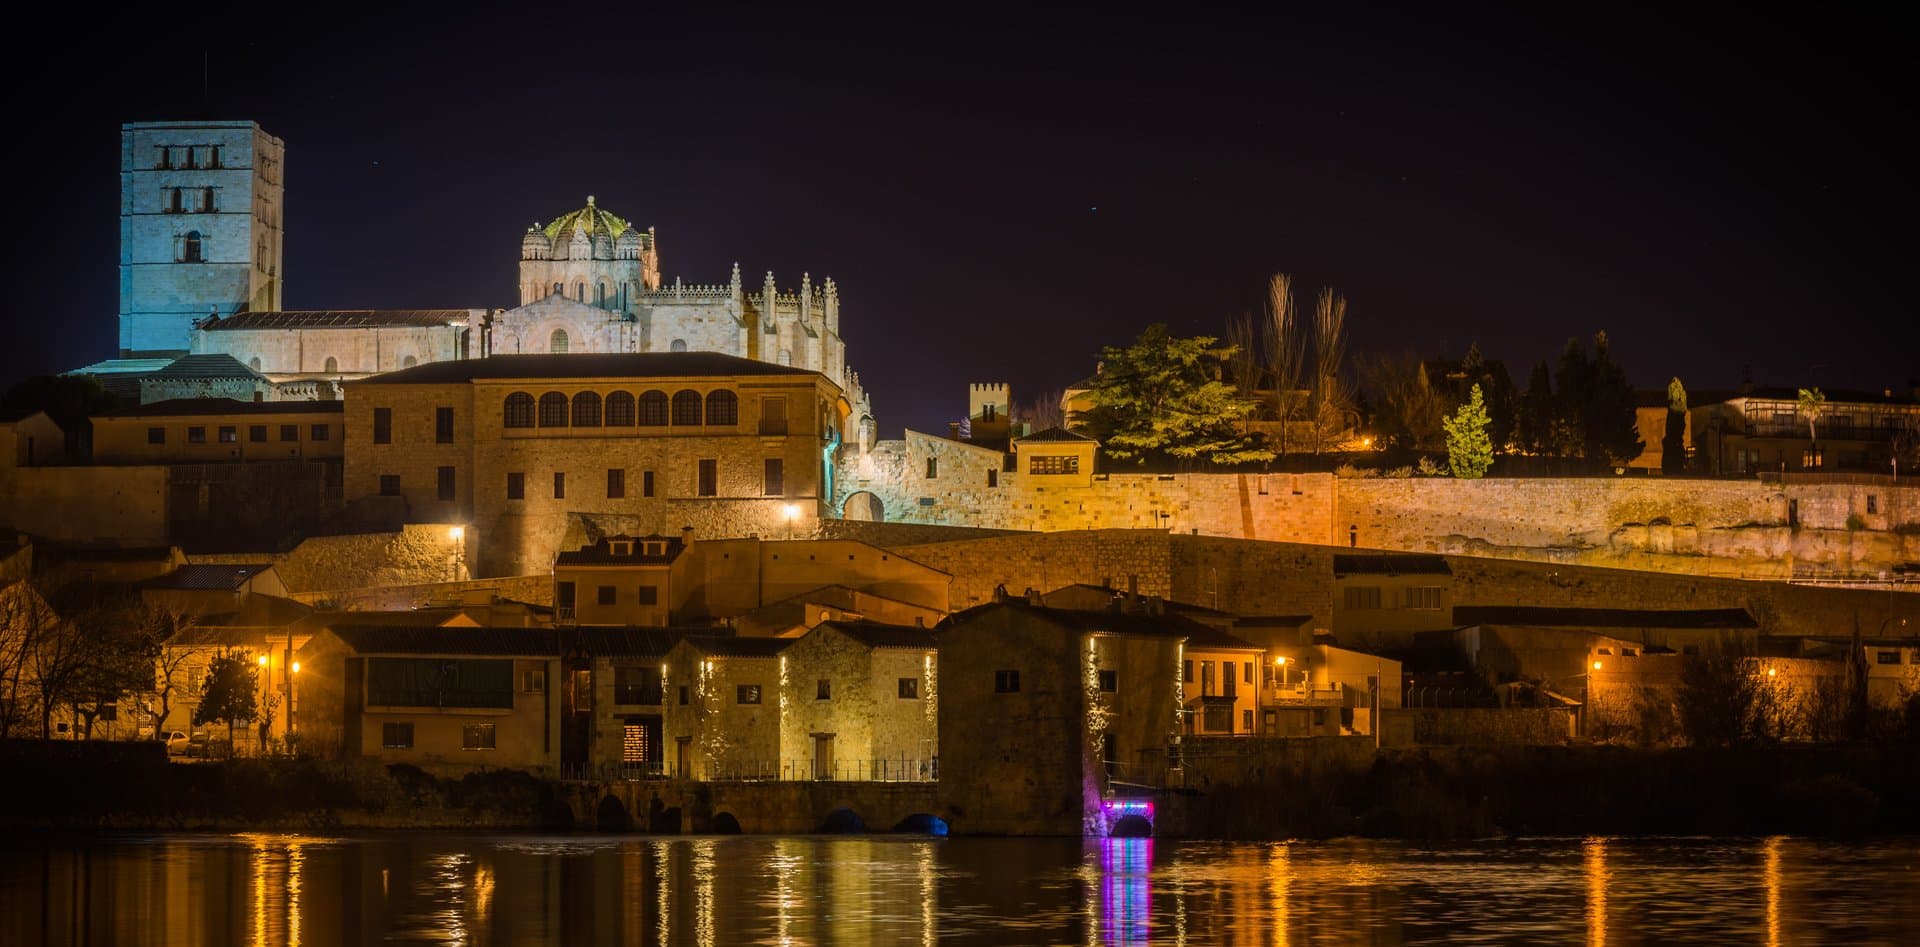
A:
449 526 466 581
782 503 800 540
289 661 299 746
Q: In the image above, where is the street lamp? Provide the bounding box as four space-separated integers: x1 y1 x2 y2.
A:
289 661 299 745
782 503 800 540
1274 655 1290 690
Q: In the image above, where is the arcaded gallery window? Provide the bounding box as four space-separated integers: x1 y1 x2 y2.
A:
671 390 703 426
605 391 635 426
572 391 602 427
504 392 535 428
638 390 669 426
538 392 569 427
706 390 738 426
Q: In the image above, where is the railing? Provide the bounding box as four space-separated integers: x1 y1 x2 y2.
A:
556 605 577 626
613 686 664 706
1266 682 1347 705
560 757 939 783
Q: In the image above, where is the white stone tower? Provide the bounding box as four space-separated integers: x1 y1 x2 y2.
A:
119 121 284 357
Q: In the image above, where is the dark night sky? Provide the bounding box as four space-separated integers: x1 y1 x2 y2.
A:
6 4 1913 436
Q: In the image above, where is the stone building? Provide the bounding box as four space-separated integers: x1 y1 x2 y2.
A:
92 399 344 464
554 534 683 627
343 352 853 576
120 121 284 357
777 621 939 781
662 636 789 780
1691 386 1920 475
192 309 481 377
0 409 64 469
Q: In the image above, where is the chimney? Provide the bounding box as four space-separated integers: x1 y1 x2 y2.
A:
1024 587 1043 606
680 525 695 547
949 421 962 439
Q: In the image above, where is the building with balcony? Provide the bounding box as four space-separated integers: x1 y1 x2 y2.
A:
1692 387 1920 474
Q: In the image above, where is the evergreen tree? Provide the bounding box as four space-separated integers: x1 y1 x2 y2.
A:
1444 384 1494 478
1074 324 1273 465
1587 332 1644 465
1517 360 1556 455
194 649 259 749
1662 377 1689 473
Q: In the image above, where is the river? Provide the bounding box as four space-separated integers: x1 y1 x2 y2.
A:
3 833 1917 945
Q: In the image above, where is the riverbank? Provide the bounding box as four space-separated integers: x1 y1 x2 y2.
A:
7 738 1917 838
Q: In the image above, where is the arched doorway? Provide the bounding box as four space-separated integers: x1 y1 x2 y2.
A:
842 491 884 522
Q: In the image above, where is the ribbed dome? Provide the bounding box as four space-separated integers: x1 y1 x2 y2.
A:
542 196 633 243
521 227 553 254
615 229 643 249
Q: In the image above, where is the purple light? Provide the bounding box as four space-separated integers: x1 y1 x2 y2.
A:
1103 799 1154 816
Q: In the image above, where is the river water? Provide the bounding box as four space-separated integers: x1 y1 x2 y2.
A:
3 833 1917 945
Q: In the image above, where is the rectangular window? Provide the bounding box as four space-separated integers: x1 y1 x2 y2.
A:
698 459 717 497
280 424 298 442
554 471 566 499
435 407 454 444
1183 660 1193 683
642 470 655 497
615 666 661 705
570 669 592 711
1098 669 1118 693
926 457 938 479
310 424 330 441
898 677 920 699
1867 496 1878 515
1223 663 1237 698
678 685 688 706
987 469 998 488
507 472 524 500
816 679 831 700
1343 586 1382 610
1243 709 1254 732
597 585 616 606
217 426 237 444
521 668 546 693
637 585 658 605
737 684 762 705
764 458 784 496
461 724 496 750
1201 660 1216 696
379 475 401 497
147 427 165 445
372 407 392 444
249 425 267 442
1244 661 1253 684
994 669 1020 693
437 466 456 501
598 468 622 499
1030 455 1080 475
1204 704 1231 732
759 396 788 435
1404 587 1443 610
381 722 414 749
1878 651 1902 665
187 426 206 444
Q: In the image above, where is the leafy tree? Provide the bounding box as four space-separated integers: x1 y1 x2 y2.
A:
1356 352 1447 451
1552 333 1641 467
1675 648 1788 747
1443 384 1494 479
194 648 259 749
1073 324 1272 465
1662 377 1689 474
1797 387 1826 454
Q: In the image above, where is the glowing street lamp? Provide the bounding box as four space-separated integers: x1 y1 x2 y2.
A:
1274 655 1290 689
782 503 800 540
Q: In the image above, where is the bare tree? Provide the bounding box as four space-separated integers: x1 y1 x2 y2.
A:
0 582 56 737
1262 274 1307 456
140 603 197 739
1311 287 1353 452
1020 390 1065 432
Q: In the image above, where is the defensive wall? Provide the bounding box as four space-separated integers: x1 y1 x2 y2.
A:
189 523 469 594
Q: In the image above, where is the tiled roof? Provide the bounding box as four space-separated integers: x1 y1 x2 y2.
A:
680 635 792 658
201 310 478 331
99 398 344 418
574 627 682 656
555 535 685 566
1016 427 1097 443
819 621 938 650
145 564 274 590
354 353 817 385
1716 387 1918 407
1333 554 1453 576
201 594 312 628
1454 606 1758 629
328 625 563 656
151 355 266 380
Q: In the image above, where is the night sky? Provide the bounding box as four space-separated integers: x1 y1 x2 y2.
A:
7 4 1913 436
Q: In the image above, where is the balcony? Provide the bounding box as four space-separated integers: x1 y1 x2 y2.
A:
614 685 663 706
1266 682 1348 706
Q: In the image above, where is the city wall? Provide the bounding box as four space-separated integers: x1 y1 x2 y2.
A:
189 523 468 593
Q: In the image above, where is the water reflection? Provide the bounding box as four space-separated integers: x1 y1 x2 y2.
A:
3 834 1919 946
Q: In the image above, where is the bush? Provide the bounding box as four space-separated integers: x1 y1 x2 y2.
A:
1846 513 1867 530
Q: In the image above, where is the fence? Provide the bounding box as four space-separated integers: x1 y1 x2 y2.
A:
560 757 938 783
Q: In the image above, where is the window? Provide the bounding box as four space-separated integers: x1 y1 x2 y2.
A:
987 469 998 488
147 427 165 445
158 146 172 169
678 685 688 705
638 390 669 426
926 457 938 479
553 472 566 499
249 425 266 442
181 231 202 263
310 424 329 441
597 585 616 606
1867 495 1878 515
737 684 762 705
572 391 602 426
217 426 237 443
606 391 635 426
280 424 298 441
994 669 1021 693
201 186 216 212
323 357 338 374
1878 651 1903 665
538 392 569 427
437 466 456 501
1030 455 1080 475
187 426 206 444
607 468 625 498
550 329 569 353
379 475 401 497
1244 661 1254 684
1404 587 1443 610
670 339 687 352
706 390 738 426
1204 704 1231 732
615 666 661 705
373 407 392 444
521 668 546 693
507 472 524 499
1223 663 1237 698
461 724 497 750
898 678 920 699
504 392 536 428
167 187 183 213
637 585 658 605
759 396 788 435
816 679 831 700
610 540 633 556
671 390 703 425
1621 648 1638 657
1202 661 1216 697
435 407 454 443
1343 586 1382 610
642 470 655 497
764 458 784 496
698 459 717 497
1098 669 1118 693
382 722 414 749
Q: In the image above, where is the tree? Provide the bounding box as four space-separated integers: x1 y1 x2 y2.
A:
1018 390 1064 433
1261 274 1307 455
0 374 117 460
1587 332 1643 466
1675 648 1787 747
1309 289 1353 452
194 648 259 751
1662 377 1689 474
1356 352 1447 451
1444 384 1494 478
1516 360 1559 456
1797 387 1826 461
1074 324 1272 465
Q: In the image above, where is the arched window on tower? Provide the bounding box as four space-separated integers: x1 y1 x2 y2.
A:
705 390 738 426
605 391 635 426
181 231 203 263
595 282 608 309
538 392 569 427
550 329 569 354
504 392 536 428
572 391 602 427
671 390 703 426
324 356 338 374
573 282 585 302
552 282 562 298
638 390 669 426
670 339 687 353
248 357 262 372
779 349 792 366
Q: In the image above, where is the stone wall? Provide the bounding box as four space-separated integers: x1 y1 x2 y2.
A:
0 465 170 546
893 529 1171 610
190 523 468 594
1389 708 1577 746
571 779 938 834
289 574 553 611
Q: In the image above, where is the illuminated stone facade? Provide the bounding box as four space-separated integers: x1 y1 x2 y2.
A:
776 622 939 780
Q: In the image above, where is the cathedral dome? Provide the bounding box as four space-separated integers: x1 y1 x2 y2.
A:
521 226 552 260
542 195 634 245
615 229 643 259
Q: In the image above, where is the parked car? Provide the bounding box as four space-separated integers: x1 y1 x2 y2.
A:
162 730 190 755
184 731 213 758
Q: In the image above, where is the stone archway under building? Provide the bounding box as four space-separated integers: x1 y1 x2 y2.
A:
842 491 884 522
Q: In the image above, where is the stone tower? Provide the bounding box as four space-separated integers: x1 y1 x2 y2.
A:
517 196 660 311
119 121 284 357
